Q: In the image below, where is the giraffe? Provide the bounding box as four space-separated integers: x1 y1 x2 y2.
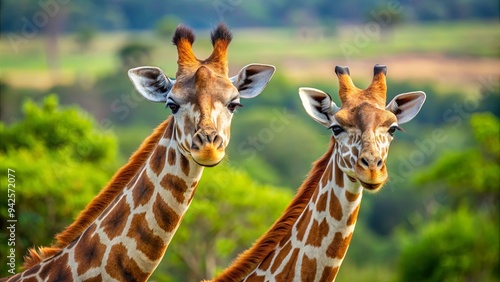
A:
211 65 426 282
2 23 275 282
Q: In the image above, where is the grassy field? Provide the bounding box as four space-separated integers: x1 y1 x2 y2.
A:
1 21 498 91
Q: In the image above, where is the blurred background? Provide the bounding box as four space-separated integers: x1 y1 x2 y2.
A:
0 0 499 281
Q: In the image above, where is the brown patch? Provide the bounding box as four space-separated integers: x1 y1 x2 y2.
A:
320 266 339 281
329 192 343 221
296 209 313 242
132 174 155 208
258 249 275 272
23 264 41 276
316 191 328 212
101 198 131 240
164 118 174 139
23 277 38 282
271 242 292 273
150 145 167 175
305 219 329 247
345 190 360 202
326 232 353 259
341 145 349 154
167 148 176 166
180 154 190 176
301 255 317 281
105 243 148 282
127 173 140 190
153 196 180 233
338 155 346 169
280 229 293 248
334 161 344 188
75 224 106 275
23 118 173 268
39 253 71 282
83 274 103 282
160 173 189 203
275 248 299 281
96 196 120 222
127 213 166 261
349 156 356 168
351 146 359 158
347 205 360 226
321 161 333 188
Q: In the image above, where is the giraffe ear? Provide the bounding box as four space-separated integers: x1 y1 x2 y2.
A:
299 87 340 128
230 64 276 99
386 91 426 124
128 66 175 102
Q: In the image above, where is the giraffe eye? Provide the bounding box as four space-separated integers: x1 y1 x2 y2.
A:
227 102 243 113
388 125 402 136
166 101 180 114
330 125 345 136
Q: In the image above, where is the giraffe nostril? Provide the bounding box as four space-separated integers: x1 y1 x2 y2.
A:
213 134 223 149
191 134 204 150
377 159 383 168
361 158 369 168
192 131 223 150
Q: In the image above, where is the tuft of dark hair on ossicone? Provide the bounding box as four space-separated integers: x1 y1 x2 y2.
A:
210 22 232 46
172 25 195 46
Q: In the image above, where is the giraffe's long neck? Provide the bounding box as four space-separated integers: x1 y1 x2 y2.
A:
227 144 363 282
10 120 204 282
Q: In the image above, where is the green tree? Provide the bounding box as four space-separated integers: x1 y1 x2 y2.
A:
0 95 117 275
150 164 293 281
398 207 498 282
413 112 499 211
397 113 500 281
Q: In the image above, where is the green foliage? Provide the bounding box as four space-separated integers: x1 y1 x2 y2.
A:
0 95 116 163
397 207 499 282
397 113 500 281
413 113 499 208
151 164 293 281
0 95 117 274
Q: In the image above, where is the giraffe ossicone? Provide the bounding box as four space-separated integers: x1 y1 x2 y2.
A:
2 23 275 282
211 64 425 282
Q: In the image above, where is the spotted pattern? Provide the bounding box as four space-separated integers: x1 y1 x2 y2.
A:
243 155 363 282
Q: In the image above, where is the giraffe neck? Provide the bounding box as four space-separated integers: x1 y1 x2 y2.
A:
10 119 204 282
216 143 363 282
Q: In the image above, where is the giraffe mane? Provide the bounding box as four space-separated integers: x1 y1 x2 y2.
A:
212 138 336 282
22 116 173 269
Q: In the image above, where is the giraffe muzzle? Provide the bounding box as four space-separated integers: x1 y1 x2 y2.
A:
355 153 387 192
190 129 225 167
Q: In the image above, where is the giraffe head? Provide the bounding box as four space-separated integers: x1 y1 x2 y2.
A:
128 23 275 167
299 65 425 191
